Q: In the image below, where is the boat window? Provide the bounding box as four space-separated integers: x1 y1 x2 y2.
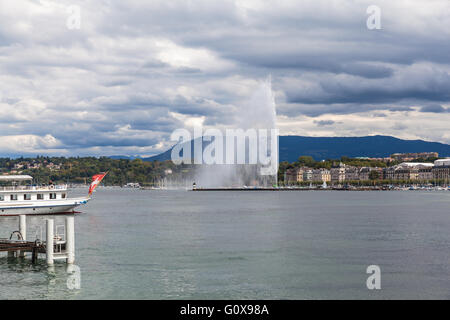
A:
24 194 31 200
62 193 66 199
37 194 44 200
50 193 56 199
0 195 4 201
10 194 18 201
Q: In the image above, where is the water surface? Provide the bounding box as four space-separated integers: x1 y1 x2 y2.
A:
1 189 449 299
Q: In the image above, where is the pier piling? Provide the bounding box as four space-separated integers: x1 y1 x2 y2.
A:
65 216 75 264
19 215 26 258
46 219 54 265
1 215 76 264
19 215 26 241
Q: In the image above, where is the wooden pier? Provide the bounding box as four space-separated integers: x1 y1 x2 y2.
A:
0 215 75 265
0 239 45 263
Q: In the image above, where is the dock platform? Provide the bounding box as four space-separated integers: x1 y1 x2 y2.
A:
0 239 45 263
191 187 387 191
0 215 75 265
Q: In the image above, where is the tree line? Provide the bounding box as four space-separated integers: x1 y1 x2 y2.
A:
0 156 192 186
0 155 439 186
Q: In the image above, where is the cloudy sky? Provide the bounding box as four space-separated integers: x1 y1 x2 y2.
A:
0 0 449 157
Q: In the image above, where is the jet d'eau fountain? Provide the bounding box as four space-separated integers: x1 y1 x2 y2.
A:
170 78 279 188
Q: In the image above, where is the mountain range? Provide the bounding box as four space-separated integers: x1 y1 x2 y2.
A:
110 135 450 163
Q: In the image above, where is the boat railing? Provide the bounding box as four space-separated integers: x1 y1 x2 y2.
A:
0 185 68 192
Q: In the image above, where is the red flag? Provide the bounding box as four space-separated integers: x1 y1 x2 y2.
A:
88 172 108 196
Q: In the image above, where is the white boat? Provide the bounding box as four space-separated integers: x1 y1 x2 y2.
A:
122 182 141 188
0 173 107 216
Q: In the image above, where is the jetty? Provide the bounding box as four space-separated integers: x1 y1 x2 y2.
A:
0 215 75 265
191 186 388 191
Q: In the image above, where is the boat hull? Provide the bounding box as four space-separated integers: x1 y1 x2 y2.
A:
0 197 89 216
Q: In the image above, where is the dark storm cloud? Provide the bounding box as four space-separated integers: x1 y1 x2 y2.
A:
420 104 449 113
279 103 414 118
341 63 394 79
314 120 335 126
1 0 449 155
286 65 450 106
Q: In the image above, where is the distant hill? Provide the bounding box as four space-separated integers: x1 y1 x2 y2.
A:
109 155 136 160
278 135 450 162
123 135 450 163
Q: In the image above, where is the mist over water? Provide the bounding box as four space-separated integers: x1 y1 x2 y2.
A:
194 78 278 188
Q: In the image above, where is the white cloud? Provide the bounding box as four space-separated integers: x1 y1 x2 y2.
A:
155 39 234 72
169 112 206 128
0 134 61 153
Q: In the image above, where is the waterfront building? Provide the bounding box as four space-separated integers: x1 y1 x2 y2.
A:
433 166 450 181
384 162 434 181
284 168 294 183
433 159 450 181
359 167 370 180
285 167 306 184
331 163 346 182
383 166 395 180
397 167 418 180
434 158 450 167
359 167 383 180
344 166 360 181
284 159 448 184
330 163 359 182
312 169 331 182
303 168 313 182
418 167 433 181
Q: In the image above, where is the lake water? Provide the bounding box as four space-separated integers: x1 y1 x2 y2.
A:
1 188 449 299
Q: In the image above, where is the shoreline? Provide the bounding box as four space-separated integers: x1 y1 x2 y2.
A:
192 186 450 192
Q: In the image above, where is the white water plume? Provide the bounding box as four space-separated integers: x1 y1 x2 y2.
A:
194 78 278 188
